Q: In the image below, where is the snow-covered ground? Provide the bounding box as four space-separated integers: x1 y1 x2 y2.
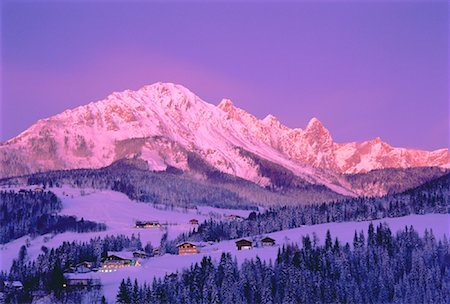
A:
0 187 252 272
1 187 449 303
94 213 449 302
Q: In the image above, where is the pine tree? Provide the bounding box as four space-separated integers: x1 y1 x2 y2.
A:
117 279 131 304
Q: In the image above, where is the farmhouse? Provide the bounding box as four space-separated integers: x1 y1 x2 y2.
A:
261 236 276 246
100 252 139 272
235 239 253 250
75 261 94 273
135 221 161 228
225 214 244 221
189 219 199 225
133 250 151 259
63 274 101 288
177 242 199 255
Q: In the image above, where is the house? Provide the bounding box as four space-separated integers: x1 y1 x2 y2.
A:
177 242 199 255
75 261 94 273
261 236 276 246
100 252 139 272
189 219 199 225
135 221 161 228
133 250 151 259
153 247 161 256
33 187 44 193
225 214 244 221
235 239 252 250
63 274 101 288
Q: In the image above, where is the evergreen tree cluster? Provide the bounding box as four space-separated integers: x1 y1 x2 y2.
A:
117 224 450 303
0 190 106 244
1 234 142 302
12 161 258 210
180 173 450 243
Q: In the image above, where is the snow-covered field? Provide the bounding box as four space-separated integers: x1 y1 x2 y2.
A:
1 187 449 302
95 212 449 302
0 187 252 272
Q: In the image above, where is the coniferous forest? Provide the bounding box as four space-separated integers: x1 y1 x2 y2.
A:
1 234 142 303
175 173 450 243
0 190 106 244
117 224 450 304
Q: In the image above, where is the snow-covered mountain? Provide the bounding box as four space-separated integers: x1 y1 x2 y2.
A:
0 82 448 195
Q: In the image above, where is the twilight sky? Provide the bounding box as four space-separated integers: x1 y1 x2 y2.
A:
1 1 448 150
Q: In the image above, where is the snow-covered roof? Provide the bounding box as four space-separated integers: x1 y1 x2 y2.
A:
64 272 99 280
5 281 23 288
107 251 135 260
176 241 204 247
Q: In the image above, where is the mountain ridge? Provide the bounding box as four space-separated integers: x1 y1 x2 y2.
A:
0 82 448 196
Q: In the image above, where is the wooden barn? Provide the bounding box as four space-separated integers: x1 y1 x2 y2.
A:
189 219 199 225
235 239 252 250
177 242 199 255
75 261 94 273
133 250 151 259
63 274 101 289
261 236 276 246
135 221 161 228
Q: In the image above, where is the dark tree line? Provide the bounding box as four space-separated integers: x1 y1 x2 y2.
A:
0 190 106 244
1 234 142 303
117 224 450 304
177 173 450 243
5 160 258 210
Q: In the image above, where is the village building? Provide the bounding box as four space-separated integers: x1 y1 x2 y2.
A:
261 236 276 246
189 219 199 225
133 250 151 259
33 187 44 193
75 261 94 273
177 242 199 255
135 220 161 228
100 252 139 272
225 214 244 221
235 239 253 250
63 274 101 288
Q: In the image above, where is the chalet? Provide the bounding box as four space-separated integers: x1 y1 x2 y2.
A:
261 236 276 246
100 252 139 272
189 219 199 225
177 242 199 255
75 261 94 273
63 274 101 288
225 214 244 221
135 221 161 228
133 250 151 259
235 239 252 250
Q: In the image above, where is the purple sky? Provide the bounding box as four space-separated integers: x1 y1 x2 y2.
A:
1 1 448 150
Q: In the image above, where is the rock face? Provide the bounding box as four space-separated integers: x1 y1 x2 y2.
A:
0 82 448 195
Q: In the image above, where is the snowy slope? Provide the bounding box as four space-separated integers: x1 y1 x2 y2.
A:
1 187 448 303
0 187 252 272
69 213 450 303
0 82 448 194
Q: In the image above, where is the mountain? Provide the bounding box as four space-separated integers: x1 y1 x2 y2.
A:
0 82 448 196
